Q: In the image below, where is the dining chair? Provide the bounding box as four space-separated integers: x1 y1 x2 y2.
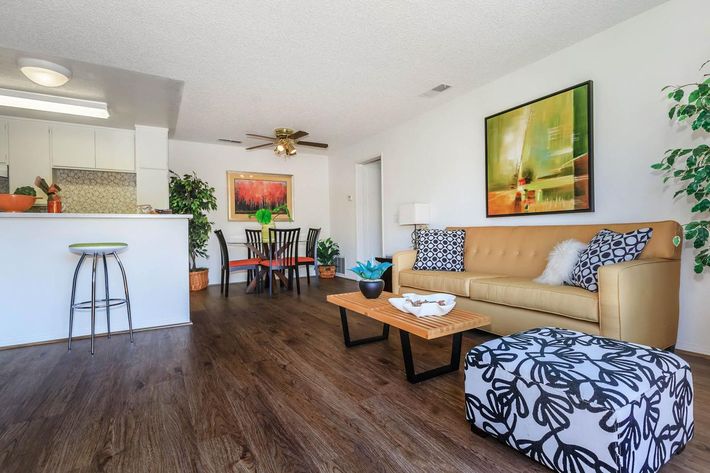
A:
244 228 263 287
215 229 262 297
261 228 301 296
298 227 321 285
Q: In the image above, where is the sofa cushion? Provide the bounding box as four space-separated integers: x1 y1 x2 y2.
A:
412 229 466 271
398 269 501 297
469 277 598 322
569 227 653 292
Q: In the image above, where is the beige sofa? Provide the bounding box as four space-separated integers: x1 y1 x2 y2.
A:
392 221 682 349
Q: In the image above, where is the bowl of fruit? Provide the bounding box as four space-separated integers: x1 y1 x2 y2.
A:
0 186 39 212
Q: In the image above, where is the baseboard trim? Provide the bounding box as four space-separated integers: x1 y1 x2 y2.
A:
675 340 710 357
676 348 710 360
0 321 193 351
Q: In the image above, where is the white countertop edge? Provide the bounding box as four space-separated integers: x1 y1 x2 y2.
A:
0 212 192 219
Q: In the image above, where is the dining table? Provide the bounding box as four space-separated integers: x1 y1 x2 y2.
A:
229 238 309 294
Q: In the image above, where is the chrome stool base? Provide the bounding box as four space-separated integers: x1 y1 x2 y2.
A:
68 247 133 355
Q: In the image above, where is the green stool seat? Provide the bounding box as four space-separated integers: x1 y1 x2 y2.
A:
69 242 128 255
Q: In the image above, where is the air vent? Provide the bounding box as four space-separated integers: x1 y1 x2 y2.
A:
218 138 242 144
420 83 452 98
334 257 345 274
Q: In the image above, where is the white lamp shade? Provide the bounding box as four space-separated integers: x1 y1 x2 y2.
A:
399 203 431 225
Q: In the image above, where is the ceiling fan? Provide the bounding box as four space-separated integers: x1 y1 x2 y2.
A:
246 128 328 157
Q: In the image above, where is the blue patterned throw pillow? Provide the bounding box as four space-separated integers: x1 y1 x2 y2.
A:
412 229 466 272
569 227 653 292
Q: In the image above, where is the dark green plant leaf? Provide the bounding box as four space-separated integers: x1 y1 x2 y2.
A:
691 199 710 213
668 105 676 120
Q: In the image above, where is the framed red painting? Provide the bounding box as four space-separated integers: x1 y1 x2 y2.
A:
227 171 293 221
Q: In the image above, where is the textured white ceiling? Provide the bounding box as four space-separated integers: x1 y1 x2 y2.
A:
0 0 666 146
0 46 183 129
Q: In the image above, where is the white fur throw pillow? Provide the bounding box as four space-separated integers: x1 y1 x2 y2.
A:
534 239 588 285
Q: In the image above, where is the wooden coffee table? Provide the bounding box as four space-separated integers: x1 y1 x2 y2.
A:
326 291 491 383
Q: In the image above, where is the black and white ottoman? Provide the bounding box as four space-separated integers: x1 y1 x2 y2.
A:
464 328 694 473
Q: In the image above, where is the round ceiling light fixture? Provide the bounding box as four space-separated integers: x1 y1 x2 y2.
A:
17 58 72 87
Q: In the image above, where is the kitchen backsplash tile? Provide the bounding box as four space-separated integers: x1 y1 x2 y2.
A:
53 168 137 214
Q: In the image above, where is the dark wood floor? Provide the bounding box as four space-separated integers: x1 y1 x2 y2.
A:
0 278 708 472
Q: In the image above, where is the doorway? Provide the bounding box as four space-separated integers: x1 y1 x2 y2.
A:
356 157 384 263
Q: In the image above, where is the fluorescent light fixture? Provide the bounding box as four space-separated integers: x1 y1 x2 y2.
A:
0 88 109 119
18 58 72 87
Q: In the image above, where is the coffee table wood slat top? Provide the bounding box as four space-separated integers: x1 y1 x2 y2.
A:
327 292 491 340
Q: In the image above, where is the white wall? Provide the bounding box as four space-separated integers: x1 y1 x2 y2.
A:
329 0 710 353
169 140 330 285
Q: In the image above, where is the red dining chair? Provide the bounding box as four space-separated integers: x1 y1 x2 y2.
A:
244 228 263 287
260 228 300 296
215 229 262 297
298 228 321 285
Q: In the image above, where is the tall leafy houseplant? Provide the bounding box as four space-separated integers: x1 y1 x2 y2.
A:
169 171 218 272
651 61 710 273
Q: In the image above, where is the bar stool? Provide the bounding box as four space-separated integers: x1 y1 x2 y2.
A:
68 242 134 355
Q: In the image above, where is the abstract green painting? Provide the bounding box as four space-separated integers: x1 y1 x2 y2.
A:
485 81 593 217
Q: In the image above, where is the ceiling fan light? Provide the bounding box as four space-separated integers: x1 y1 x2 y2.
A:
285 140 297 156
18 58 72 87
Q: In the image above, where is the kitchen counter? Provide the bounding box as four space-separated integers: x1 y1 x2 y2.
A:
0 213 192 348
0 212 188 219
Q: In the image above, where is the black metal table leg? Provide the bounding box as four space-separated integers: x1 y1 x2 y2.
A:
339 307 390 347
399 330 463 383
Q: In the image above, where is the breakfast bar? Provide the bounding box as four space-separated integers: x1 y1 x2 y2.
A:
0 213 191 348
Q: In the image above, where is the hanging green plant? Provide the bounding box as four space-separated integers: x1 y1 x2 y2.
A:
651 60 710 273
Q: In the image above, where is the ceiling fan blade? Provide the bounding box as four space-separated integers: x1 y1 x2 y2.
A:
218 138 242 144
289 130 309 140
246 133 276 141
296 140 328 149
246 143 273 150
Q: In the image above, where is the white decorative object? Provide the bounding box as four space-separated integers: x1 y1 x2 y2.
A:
534 239 587 285
389 293 456 317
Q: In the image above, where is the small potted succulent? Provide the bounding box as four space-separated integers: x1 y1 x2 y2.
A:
350 260 393 299
317 238 340 278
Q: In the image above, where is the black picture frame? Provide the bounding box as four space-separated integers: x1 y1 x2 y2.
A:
484 80 594 218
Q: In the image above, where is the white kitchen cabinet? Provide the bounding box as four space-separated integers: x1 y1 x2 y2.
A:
95 128 135 171
135 126 168 169
8 119 51 199
0 119 8 164
137 168 169 209
51 124 96 169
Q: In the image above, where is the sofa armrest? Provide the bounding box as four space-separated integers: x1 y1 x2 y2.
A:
392 249 417 294
598 258 680 349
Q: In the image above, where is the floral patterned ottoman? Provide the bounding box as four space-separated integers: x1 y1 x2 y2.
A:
464 328 694 473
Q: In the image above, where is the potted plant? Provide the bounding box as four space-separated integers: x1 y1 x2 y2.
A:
350 260 393 299
651 60 710 273
317 238 340 278
169 171 218 291
250 203 290 242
